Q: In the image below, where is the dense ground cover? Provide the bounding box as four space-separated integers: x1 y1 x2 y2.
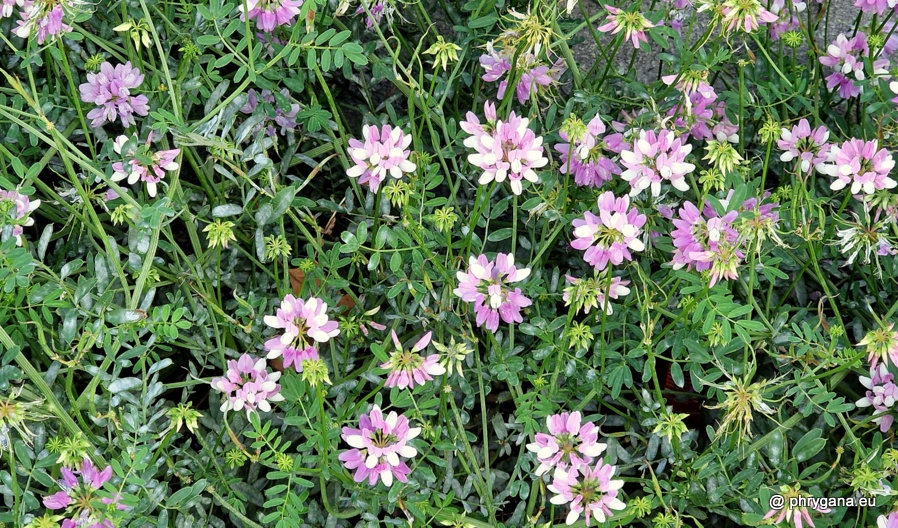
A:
3 0 898 526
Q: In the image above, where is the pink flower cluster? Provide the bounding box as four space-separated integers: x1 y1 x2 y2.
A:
211 354 284 416
777 119 832 174
665 87 739 143
11 0 73 44
0 189 40 246
549 461 627 526
346 124 417 193
719 0 778 33
761 488 831 528
356 0 392 29
571 192 646 271
767 0 804 40
854 0 894 13
526 411 607 476
597 5 655 48
381 330 445 389
240 88 300 137
111 133 180 198
856 364 898 432
670 201 744 287
820 138 896 196
528 412 624 526
479 42 565 103
239 0 302 32
42 457 126 528
79 62 150 128
462 101 549 195
454 253 532 332
264 295 340 373
555 115 621 188
339 404 420 486
620 129 695 197
819 32 889 99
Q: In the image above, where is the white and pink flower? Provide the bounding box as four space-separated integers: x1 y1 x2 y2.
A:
526 411 607 476
111 133 180 198
239 0 302 31
347 124 416 193
454 253 532 332
0 189 40 246
381 330 445 389
670 201 744 287
548 459 626 526
571 192 646 271
555 115 621 188
857 364 898 432
462 102 548 195
822 138 896 195
211 354 284 416
339 405 420 487
777 119 832 174
263 295 340 346
620 129 694 197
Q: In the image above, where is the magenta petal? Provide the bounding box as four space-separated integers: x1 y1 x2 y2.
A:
43 491 73 509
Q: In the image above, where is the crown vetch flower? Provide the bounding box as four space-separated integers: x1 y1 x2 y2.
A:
670 201 744 286
620 129 695 197
264 340 319 373
767 0 803 40
263 295 340 347
720 0 778 33
597 5 655 49
819 32 889 98
526 411 607 476
854 0 890 12
479 42 565 104
762 484 832 528
777 119 832 174
667 91 739 143
555 115 621 188
562 274 631 315
42 457 124 528
822 138 897 195
856 364 898 432
13 0 73 43
835 214 896 269
0 386 50 454
339 405 420 487
78 62 150 128
347 124 416 193
460 100 498 140
463 102 548 195
548 459 626 526
859 323 898 370
211 354 284 416
571 192 646 271
239 0 302 31
239 88 300 137
0 189 40 246
356 0 392 29
381 330 445 389
454 253 532 332
110 133 180 198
